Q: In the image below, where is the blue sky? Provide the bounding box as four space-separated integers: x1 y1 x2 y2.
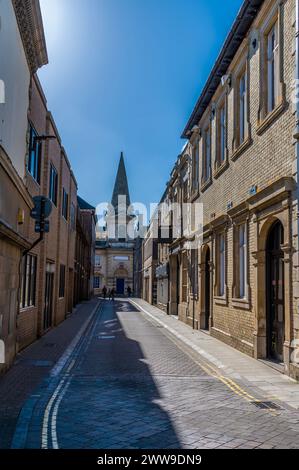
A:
39 0 243 210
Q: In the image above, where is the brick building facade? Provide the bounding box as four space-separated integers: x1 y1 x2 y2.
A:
144 0 299 380
0 1 94 373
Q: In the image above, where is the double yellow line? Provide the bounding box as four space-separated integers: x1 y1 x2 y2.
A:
164 328 279 416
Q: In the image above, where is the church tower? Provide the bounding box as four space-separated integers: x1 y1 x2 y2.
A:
109 152 134 241
94 152 135 296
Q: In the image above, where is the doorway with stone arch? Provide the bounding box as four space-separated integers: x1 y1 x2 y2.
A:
254 213 290 369
266 220 285 362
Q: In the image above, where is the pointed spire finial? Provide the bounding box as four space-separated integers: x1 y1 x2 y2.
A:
111 152 131 210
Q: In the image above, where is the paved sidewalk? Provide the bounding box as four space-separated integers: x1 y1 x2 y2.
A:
0 298 99 449
130 298 299 411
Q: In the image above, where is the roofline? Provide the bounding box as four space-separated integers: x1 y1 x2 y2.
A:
12 0 48 74
181 0 264 139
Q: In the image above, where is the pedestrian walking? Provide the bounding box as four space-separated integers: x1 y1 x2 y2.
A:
102 286 107 300
110 288 115 301
127 286 132 297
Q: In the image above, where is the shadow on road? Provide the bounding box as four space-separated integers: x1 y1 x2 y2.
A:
56 300 181 449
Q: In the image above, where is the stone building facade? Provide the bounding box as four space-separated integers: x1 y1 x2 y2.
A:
143 0 299 380
94 154 134 297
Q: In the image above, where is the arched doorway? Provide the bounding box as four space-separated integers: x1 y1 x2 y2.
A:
200 246 211 330
266 221 285 362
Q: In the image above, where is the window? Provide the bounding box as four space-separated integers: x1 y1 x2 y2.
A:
20 254 37 309
216 102 226 165
71 203 76 230
267 21 279 114
114 256 129 261
28 125 42 184
216 233 226 297
59 265 66 298
202 125 211 182
181 252 188 303
94 277 100 289
49 164 58 206
238 72 247 144
192 140 199 191
62 189 69 220
95 255 102 266
234 223 248 300
191 249 198 297
238 224 247 299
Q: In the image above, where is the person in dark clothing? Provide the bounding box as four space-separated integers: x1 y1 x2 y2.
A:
110 288 115 301
127 286 132 297
102 286 107 299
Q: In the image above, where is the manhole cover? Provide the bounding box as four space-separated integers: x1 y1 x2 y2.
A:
251 401 282 410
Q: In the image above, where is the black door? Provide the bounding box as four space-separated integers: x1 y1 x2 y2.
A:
204 248 211 330
116 278 125 295
176 256 180 315
266 222 285 362
44 265 54 331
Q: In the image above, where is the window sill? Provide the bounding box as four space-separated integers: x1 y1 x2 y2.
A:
231 137 252 161
214 295 228 306
214 159 229 179
200 177 212 193
256 101 286 136
19 305 37 313
232 298 251 310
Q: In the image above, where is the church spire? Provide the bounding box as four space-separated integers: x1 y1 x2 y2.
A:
111 152 131 211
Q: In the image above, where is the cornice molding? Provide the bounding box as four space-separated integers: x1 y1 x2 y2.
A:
12 0 48 74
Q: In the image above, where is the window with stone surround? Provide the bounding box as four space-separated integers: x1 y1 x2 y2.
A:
62 188 69 221
49 163 58 206
236 68 248 147
181 251 188 303
202 124 211 184
192 138 199 192
20 254 37 309
232 221 250 307
215 232 226 298
215 99 227 167
258 5 284 129
28 124 42 184
266 21 279 114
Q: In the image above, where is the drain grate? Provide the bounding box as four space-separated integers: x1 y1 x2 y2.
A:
251 401 282 410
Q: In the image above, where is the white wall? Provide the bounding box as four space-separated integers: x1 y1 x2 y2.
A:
0 0 30 178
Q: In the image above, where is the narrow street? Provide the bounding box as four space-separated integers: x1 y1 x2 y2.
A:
5 299 299 450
